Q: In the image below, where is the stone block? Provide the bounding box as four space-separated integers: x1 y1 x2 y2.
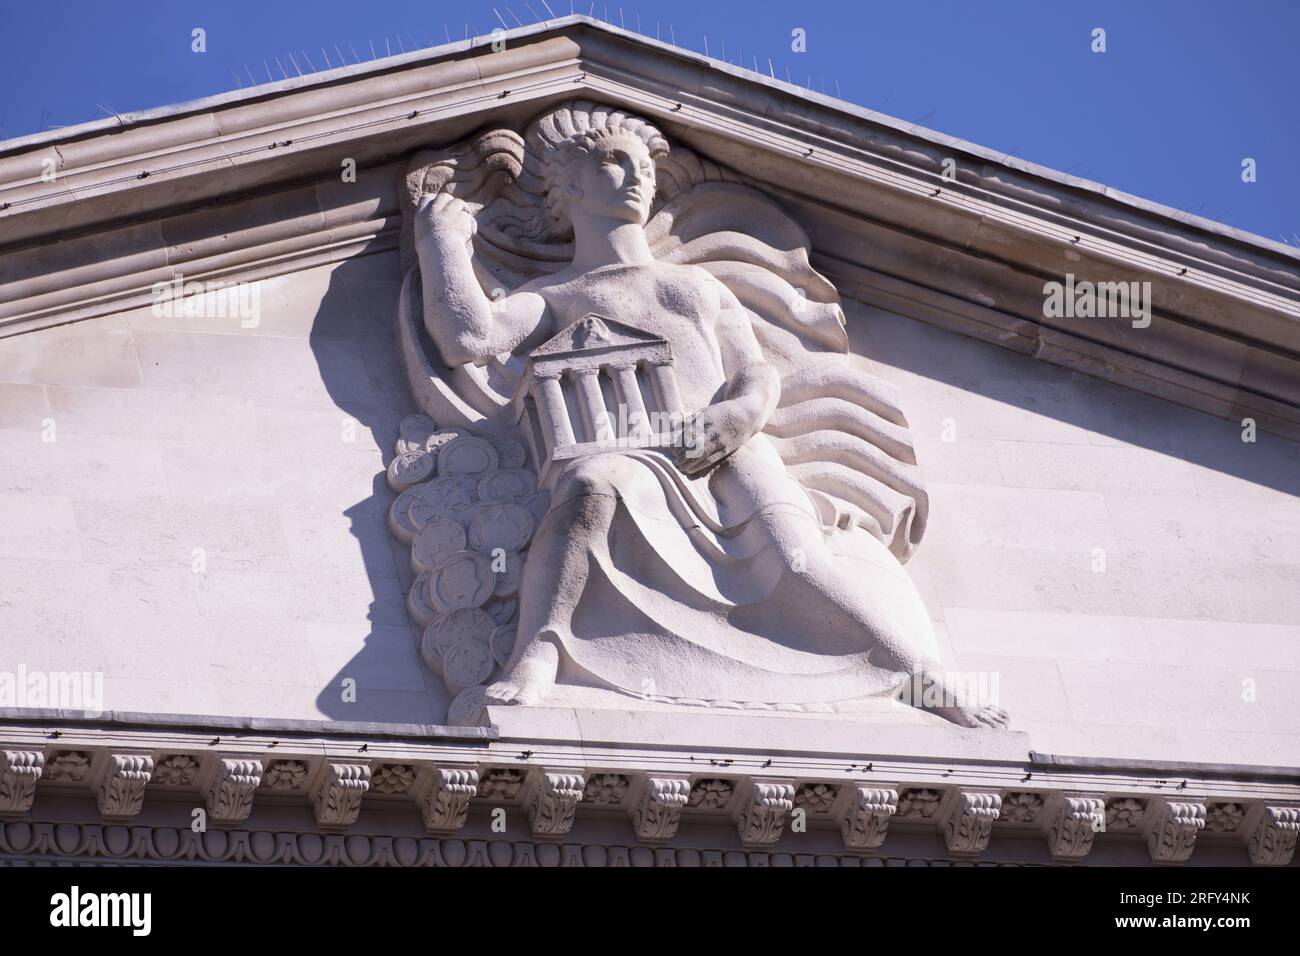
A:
0 493 80 561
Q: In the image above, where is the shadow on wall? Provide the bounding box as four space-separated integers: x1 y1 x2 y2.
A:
306 247 454 724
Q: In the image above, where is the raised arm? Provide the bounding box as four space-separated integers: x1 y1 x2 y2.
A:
414 192 548 367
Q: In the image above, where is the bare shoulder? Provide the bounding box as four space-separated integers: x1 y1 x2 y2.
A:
674 263 740 305
512 267 576 297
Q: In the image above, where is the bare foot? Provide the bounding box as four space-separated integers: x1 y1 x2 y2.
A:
484 633 560 707
942 701 1011 729
901 667 1011 729
482 679 544 707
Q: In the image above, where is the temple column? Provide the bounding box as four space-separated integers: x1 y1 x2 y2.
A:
646 360 683 412
532 372 575 458
572 367 613 443
646 360 685 438
609 362 651 442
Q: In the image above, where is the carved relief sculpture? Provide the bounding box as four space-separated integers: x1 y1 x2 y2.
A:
392 99 1008 730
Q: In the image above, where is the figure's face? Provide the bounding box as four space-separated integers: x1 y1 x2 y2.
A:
570 135 655 225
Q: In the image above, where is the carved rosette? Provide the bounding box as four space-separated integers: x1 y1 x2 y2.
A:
835 786 898 851
583 773 630 806
1204 801 1245 832
1043 794 1105 861
1145 800 1206 864
941 790 1002 856
371 764 418 795
206 758 264 825
1105 796 1146 829
311 762 372 830
264 759 309 791
734 781 796 848
45 750 91 782
153 754 200 787
630 776 691 843
526 772 586 837
421 767 480 834
1244 805 1300 867
478 768 525 801
0 750 45 820
795 782 840 815
1001 791 1045 824
688 778 735 810
897 787 942 819
95 753 155 821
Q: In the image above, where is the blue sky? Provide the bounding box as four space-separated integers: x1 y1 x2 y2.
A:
0 0 1295 245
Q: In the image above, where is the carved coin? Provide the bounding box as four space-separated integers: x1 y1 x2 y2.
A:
395 414 438 455
386 450 435 492
521 490 552 526
407 478 474 527
405 571 438 628
467 502 534 552
422 608 495 671
410 518 468 575
443 640 496 695
429 550 495 610
418 622 446 675
489 625 517 668
387 486 425 544
447 685 490 725
453 501 488 534
437 436 500 476
446 473 481 501
477 468 537 503
484 597 518 626
488 549 524 597
422 426 469 455
488 436 528 469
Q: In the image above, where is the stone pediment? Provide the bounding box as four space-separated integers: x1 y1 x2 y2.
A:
1 16 1299 871
528 315 671 371
531 314 666 358
1 16 1298 439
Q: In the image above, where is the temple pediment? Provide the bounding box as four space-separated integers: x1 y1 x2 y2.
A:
1 16 1297 870
528 314 669 361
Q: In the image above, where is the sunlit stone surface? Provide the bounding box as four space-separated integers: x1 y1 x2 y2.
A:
0 17 1296 866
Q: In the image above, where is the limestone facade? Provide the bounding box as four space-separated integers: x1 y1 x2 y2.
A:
0 16 1296 866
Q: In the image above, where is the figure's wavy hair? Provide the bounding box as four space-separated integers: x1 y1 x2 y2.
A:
526 101 669 234
400 100 720 264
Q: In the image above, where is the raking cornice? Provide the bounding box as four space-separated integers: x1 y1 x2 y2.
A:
1 15 1298 436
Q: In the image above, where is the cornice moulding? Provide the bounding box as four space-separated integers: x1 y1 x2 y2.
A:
1 15 1298 439
2 713 1296 865
0 706 497 742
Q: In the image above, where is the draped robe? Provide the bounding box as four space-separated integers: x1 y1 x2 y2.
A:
398 129 937 710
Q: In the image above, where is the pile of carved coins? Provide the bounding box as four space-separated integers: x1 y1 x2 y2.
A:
387 415 549 695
